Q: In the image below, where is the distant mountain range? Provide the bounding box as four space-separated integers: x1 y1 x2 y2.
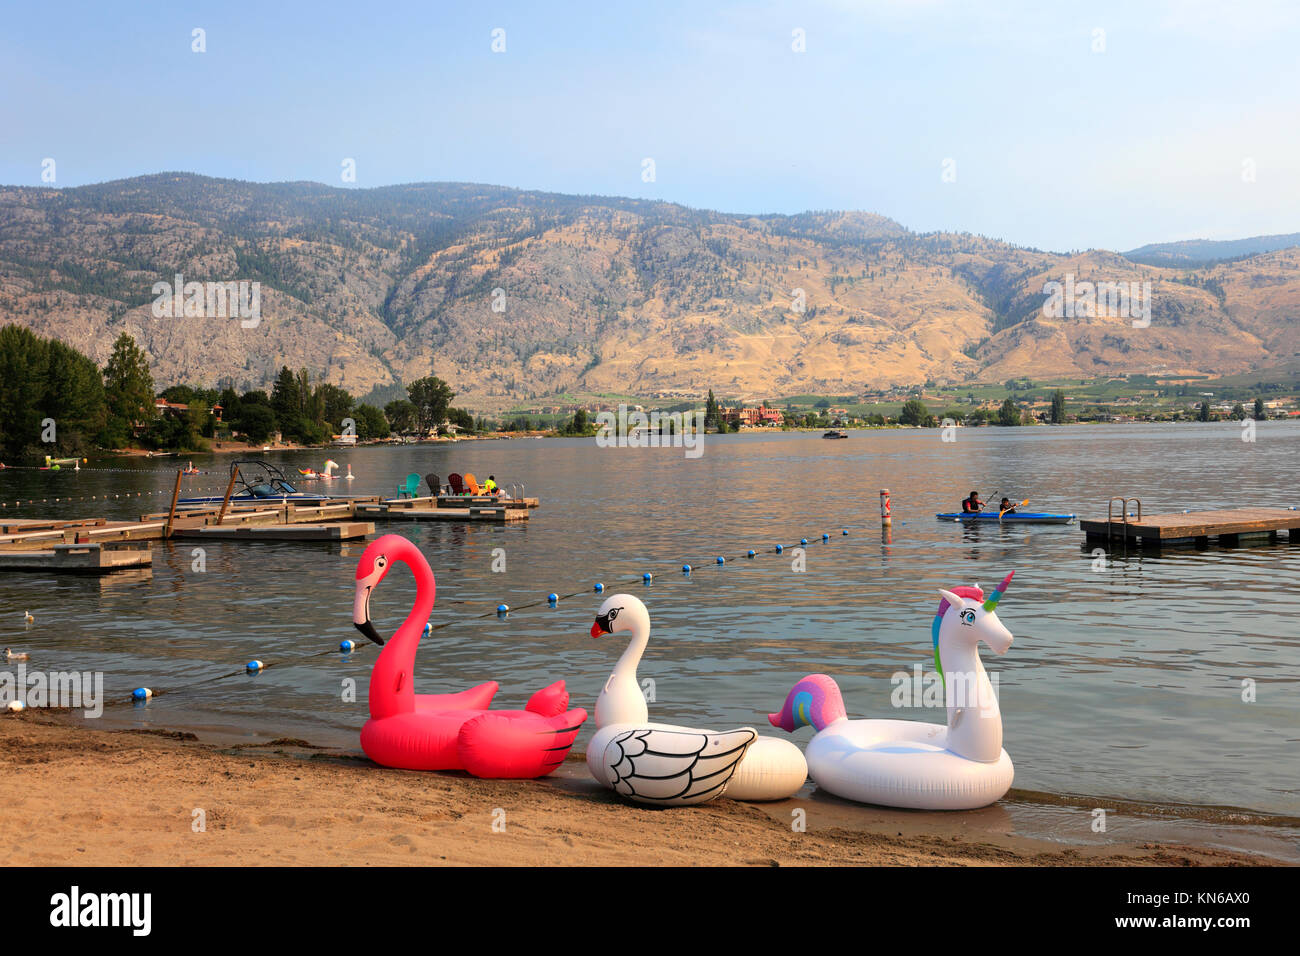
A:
1123 233 1300 267
1 173 1297 411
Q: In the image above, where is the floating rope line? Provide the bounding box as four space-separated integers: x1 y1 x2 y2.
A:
107 520 889 708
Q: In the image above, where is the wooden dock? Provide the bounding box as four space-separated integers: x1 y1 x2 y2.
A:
436 495 538 510
357 502 527 523
172 522 374 541
1081 507 1300 547
0 542 152 573
0 491 536 573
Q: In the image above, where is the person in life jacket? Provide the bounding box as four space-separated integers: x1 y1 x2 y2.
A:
483 475 499 495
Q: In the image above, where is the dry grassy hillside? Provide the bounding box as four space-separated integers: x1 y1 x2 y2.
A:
0 174 1296 410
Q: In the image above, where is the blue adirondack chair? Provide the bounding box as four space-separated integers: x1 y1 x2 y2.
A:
397 473 420 498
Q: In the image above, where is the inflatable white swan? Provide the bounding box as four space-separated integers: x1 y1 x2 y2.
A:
587 594 807 806
770 572 1018 810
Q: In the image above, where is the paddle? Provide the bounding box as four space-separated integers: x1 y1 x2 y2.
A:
999 498 1029 519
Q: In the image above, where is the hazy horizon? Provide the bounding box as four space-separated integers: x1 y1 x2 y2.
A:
4 1 1299 253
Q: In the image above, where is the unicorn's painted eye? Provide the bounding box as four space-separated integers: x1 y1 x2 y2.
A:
960 608 976 624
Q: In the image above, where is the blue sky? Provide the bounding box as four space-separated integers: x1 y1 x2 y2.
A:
3 0 1298 252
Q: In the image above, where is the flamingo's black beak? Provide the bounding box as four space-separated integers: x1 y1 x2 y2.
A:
353 582 384 646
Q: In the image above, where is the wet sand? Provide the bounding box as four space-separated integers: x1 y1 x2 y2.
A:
0 714 1272 867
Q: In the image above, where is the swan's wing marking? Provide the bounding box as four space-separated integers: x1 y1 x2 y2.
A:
604 727 757 804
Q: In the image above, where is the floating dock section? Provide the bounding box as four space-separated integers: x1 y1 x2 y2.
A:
1081 507 1300 547
0 492 536 573
0 542 152 573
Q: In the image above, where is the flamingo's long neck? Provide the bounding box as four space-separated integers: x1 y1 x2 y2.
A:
596 620 650 727
939 622 1002 762
368 548 435 719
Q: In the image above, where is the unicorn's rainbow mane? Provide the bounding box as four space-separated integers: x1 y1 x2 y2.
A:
769 674 845 733
931 584 986 684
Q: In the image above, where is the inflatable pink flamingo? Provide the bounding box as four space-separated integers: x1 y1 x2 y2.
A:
352 534 587 777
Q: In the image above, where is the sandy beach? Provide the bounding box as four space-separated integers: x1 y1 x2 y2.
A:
0 713 1265 867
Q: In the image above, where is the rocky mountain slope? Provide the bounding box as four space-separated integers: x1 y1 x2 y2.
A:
1 173 1296 411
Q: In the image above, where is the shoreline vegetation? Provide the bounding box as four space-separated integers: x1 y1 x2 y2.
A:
3 323 1294 468
0 714 1269 867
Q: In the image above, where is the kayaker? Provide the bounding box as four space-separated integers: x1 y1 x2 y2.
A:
961 490 984 513
999 497 1017 515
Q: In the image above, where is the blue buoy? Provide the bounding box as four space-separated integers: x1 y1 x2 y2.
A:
547 592 558 606
842 529 848 535
747 550 756 558
716 556 724 564
642 572 653 583
822 533 829 542
132 687 152 701
682 564 692 573
247 660 264 672
339 639 357 652
423 623 432 637
775 544 783 554
800 537 808 546
594 582 605 593
497 603 509 615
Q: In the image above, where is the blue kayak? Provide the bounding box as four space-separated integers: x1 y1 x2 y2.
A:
936 512 1076 525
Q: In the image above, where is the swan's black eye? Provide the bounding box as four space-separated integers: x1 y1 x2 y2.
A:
608 607 621 621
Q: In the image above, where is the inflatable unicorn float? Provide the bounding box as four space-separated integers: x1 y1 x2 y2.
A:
351 534 587 777
770 572 1018 810
300 459 353 481
586 594 807 806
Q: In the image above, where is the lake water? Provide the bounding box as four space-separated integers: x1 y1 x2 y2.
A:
3 424 1298 855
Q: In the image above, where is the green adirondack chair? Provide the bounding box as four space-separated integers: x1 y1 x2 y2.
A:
397 473 420 498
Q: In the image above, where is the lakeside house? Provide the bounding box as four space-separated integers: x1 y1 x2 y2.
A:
154 397 223 421
721 404 784 427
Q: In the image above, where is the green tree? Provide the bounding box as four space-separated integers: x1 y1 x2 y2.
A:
1198 401 1212 422
1050 389 1066 424
997 398 1021 426
353 404 390 439
236 403 276 444
384 399 417 434
270 366 301 426
407 376 455 434
899 398 930 426
45 338 108 453
318 383 354 431
562 408 593 435
102 332 155 438
1253 397 1266 421
1231 402 1246 421
704 390 720 428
